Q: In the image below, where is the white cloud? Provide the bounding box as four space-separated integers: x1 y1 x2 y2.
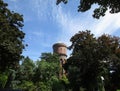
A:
51 6 82 45
32 31 43 37
30 0 55 21
52 4 120 40
92 12 120 36
27 0 120 47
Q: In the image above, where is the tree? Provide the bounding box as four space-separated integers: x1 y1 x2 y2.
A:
56 0 120 19
40 53 59 63
65 30 120 91
97 34 120 91
14 57 36 91
34 53 69 91
16 57 35 81
0 0 25 71
33 53 60 91
66 30 102 91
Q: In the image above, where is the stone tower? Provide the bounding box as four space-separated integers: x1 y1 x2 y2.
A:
53 43 67 77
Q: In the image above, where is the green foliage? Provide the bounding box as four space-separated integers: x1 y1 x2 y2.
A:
65 30 120 91
0 0 25 71
13 53 66 91
17 80 36 91
36 82 50 91
33 53 69 91
36 53 60 82
19 57 35 80
34 60 59 82
56 0 120 19
0 73 8 88
33 53 60 91
61 75 69 85
0 69 18 88
56 0 68 5
14 57 35 90
41 53 59 62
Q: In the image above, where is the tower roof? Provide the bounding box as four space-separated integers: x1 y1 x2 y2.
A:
53 43 67 48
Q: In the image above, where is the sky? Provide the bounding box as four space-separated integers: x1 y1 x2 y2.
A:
4 0 120 61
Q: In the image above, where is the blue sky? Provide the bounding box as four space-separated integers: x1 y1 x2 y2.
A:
4 0 120 61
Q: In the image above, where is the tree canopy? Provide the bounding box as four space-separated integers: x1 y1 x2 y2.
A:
56 0 120 19
0 0 25 71
65 30 120 91
0 53 68 91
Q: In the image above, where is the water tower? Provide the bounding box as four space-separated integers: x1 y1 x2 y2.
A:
53 43 67 77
